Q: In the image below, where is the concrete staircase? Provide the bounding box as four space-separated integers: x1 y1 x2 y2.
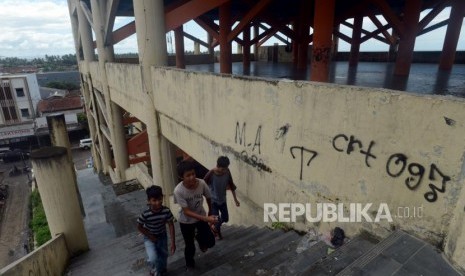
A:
66 224 462 276
71 171 462 276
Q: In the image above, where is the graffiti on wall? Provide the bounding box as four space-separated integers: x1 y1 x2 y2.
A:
289 146 318 180
332 134 377 167
386 154 451 202
235 122 271 172
233 122 451 203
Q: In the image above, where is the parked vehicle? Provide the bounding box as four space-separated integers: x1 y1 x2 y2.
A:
2 149 30 163
79 138 92 150
0 147 10 161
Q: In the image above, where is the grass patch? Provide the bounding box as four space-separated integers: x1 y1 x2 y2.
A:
271 222 292 232
29 190 51 247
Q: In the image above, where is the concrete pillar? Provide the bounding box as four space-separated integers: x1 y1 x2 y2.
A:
311 0 335 82
194 42 201 55
394 0 422 76
133 0 178 195
439 0 465 70
82 83 102 172
47 114 72 159
47 113 85 216
349 16 363 67
73 0 102 172
174 26 186 69
31 147 88 256
219 2 232 73
91 0 129 181
243 25 251 69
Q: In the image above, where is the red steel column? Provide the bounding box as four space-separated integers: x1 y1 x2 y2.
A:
219 2 232 73
297 26 309 69
292 22 299 66
349 16 363 66
297 0 312 70
388 29 399 62
439 0 465 70
175 26 186 69
311 0 335 82
253 25 260 60
394 0 422 76
243 24 251 69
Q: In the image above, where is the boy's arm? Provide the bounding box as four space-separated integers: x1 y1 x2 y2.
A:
168 221 176 255
181 207 217 223
203 170 213 185
206 197 213 215
230 188 240 207
227 169 237 191
137 223 156 241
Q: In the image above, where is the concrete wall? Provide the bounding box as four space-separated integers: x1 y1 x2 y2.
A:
0 234 69 276
149 67 465 268
105 62 150 124
82 61 465 270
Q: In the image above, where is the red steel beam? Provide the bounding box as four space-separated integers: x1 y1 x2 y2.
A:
367 11 394 44
195 16 220 41
129 155 151 165
370 0 405 38
165 0 230 31
127 129 149 155
417 0 449 32
122 116 140 125
110 21 135 46
227 0 271 42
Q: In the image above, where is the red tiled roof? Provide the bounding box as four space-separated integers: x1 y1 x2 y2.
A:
37 95 83 113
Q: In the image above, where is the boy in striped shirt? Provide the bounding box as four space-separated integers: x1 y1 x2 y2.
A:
137 185 176 276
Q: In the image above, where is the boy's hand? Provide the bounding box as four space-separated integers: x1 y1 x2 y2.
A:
235 200 240 207
171 244 176 255
205 215 218 224
149 234 157 242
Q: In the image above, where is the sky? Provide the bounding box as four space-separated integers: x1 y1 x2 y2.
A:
0 0 464 58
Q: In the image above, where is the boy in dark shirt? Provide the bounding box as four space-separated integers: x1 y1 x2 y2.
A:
137 185 176 276
204 156 240 239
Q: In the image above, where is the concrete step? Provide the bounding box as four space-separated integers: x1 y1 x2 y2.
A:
67 224 463 276
201 228 283 276
236 230 302 275
168 225 264 275
337 230 462 276
300 234 379 276
269 240 330 275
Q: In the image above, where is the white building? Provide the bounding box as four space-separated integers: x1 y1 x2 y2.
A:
0 74 41 146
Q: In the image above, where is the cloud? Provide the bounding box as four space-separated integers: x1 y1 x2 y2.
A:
0 0 74 58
